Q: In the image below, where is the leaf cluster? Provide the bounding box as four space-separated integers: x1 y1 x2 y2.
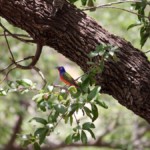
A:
128 0 150 47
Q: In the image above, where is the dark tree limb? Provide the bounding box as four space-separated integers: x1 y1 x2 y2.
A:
0 0 150 123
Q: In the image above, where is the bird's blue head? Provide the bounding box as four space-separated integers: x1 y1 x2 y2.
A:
56 66 66 75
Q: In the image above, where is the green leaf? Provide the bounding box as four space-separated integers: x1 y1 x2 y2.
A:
68 103 79 116
83 106 92 119
85 128 96 139
91 104 98 122
81 0 88 6
81 75 90 92
37 101 47 112
65 134 72 144
70 116 73 126
34 142 41 150
95 99 108 109
69 86 77 94
88 51 99 58
54 104 67 114
34 127 49 144
81 130 87 144
0 89 7 96
71 89 81 98
16 79 33 87
127 23 141 30
140 26 149 47
87 86 100 101
29 117 47 125
87 0 94 6
72 132 80 142
47 85 54 92
82 122 95 130
60 90 68 99
32 93 44 102
48 111 59 123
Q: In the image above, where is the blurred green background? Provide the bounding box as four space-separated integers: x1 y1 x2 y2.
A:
0 0 150 150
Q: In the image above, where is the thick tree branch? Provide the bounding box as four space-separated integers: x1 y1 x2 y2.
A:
0 0 150 123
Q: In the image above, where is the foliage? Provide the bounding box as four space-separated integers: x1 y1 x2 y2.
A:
0 43 119 149
128 0 150 47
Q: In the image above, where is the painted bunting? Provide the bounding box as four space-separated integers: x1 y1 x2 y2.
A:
56 66 78 87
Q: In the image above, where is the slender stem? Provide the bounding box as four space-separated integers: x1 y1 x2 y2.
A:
0 67 17 84
4 31 16 63
33 66 47 88
0 56 34 73
74 113 79 125
83 0 142 11
145 50 150 53
83 0 148 19
103 6 149 19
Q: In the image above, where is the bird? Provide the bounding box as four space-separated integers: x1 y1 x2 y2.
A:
56 66 78 87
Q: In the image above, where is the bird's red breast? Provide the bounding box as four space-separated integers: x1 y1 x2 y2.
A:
60 75 78 87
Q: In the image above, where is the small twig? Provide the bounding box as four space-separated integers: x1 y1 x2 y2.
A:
33 66 47 88
145 50 150 53
53 115 64 130
83 0 149 19
0 67 17 84
0 56 33 73
74 113 79 125
102 6 149 19
83 0 142 11
4 31 16 63
0 21 35 43
52 84 68 91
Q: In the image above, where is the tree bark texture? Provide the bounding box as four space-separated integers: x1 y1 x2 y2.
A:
0 0 150 123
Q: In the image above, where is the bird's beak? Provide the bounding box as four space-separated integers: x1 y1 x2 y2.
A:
55 66 59 69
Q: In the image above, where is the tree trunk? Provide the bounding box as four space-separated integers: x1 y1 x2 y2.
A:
0 0 150 123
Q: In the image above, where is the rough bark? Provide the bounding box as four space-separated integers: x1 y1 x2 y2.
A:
0 0 150 123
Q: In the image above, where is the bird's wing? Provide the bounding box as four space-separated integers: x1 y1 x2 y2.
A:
62 72 78 86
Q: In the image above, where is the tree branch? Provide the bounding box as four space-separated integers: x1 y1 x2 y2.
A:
0 21 35 43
